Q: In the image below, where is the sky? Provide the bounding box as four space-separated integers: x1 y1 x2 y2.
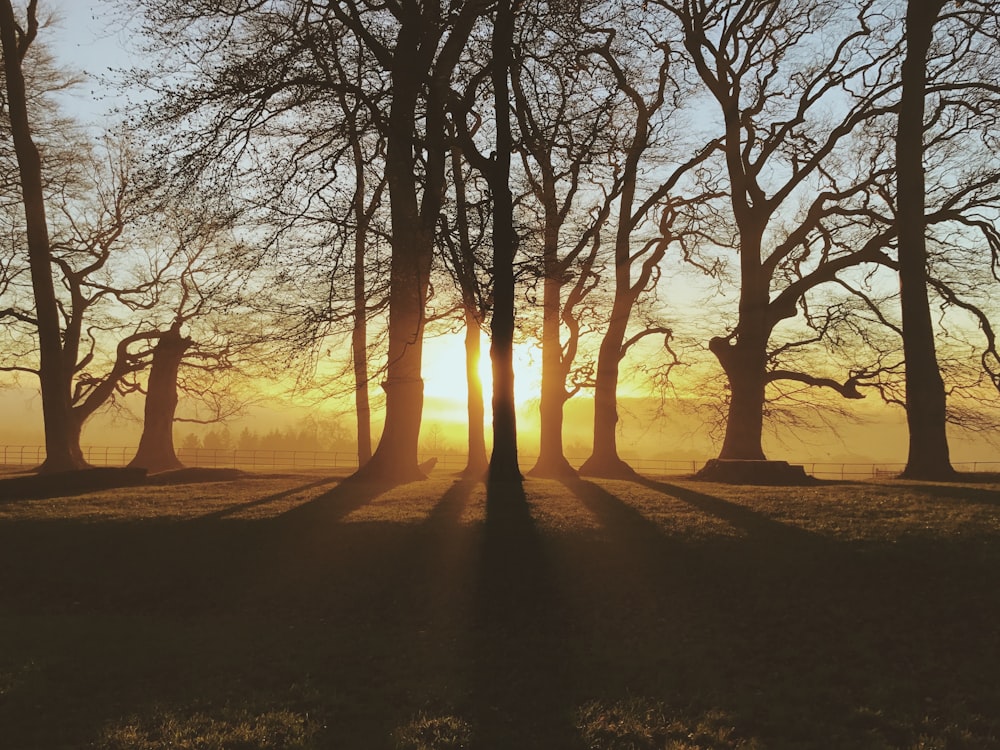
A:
40 0 134 125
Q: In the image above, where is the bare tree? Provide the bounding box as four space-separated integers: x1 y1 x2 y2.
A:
509 0 621 479
129 0 493 484
578 6 717 478
658 0 900 465
485 0 521 483
0 0 83 471
440 129 490 477
125 207 255 473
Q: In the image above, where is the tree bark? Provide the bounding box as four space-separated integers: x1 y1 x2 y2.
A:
349 18 432 486
712 256 771 461
0 2 86 472
712 337 768 461
897 0 954 480
579 307 638 478
128 325 192 473
488 0 522 484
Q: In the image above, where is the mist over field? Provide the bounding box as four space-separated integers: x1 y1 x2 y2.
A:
5 380 998 467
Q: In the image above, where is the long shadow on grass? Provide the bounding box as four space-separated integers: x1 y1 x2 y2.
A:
636 477 825 546
557 478 1000 747
0 467 147 501
150 474 392 613
280 477 482 747
469 480 579 749
197 475 344 521
895 481 1000 507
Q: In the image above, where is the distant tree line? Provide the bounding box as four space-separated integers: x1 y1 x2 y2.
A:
1 0 998 484
179 421 353 454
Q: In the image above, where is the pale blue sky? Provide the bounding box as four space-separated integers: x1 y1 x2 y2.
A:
41 0 136 125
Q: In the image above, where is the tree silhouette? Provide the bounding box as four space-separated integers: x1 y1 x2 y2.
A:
511 0 619 479
660 0 900 463
895 0 954 479
578 7 716 478
486 0 522 484
0 0 83 471
332 0 490 485
440 130 490 477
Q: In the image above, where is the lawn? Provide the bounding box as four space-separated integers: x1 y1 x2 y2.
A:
0 467 998 749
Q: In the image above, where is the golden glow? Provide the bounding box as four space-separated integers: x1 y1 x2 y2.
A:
421 332 543 408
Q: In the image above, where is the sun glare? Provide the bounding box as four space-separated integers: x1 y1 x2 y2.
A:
421 332 540 408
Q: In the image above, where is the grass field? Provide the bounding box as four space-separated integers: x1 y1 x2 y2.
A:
1 467 998 749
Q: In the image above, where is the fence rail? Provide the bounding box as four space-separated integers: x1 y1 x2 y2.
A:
1 445 998 480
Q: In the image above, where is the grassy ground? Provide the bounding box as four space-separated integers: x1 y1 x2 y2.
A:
0 468 999 749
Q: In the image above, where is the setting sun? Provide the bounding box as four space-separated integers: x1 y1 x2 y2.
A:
421 332 543 409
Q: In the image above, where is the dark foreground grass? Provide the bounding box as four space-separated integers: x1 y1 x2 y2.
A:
1 469 999 749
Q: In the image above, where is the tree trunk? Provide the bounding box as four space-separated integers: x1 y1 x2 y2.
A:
354 234 429 484
897 0 954 480
352 136 373 469
462 308 489 477
0 2 85 473
349 23 431 486
713 203 770 461
529 242 575 478
713 337 768 461
488 0 521 484
579 309 636 478
352 296 372 468
578 140 651 479
128 326 192 473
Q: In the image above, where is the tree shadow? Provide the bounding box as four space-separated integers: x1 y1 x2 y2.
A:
895 481 1000 507
561 476 675 551
634 476 826 546
470 480 579 748
197 475 344 521
4 475 1000 748
550 477 1000 746
0 467 147 501
273 474 393 529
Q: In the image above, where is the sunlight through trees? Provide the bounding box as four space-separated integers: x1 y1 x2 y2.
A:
2 0 1000 482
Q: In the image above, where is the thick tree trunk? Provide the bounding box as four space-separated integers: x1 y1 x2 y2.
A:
712 323 769 461
529 253 575 478
579 310 636 478
714 205 771 461
128 326 192 473
462 308 489 477
488 0 521 484
713 337 768 461
350 22 431 485
0 3 85 473
354 237 429 484
897 0 954 480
